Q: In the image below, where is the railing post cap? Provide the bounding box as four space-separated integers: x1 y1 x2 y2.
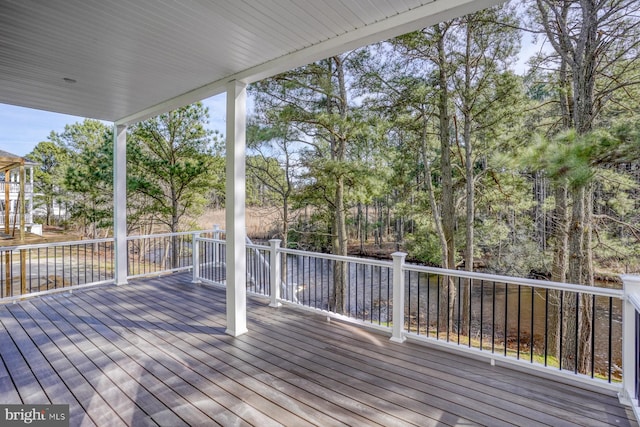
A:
621 274 640 283
621 274 640 290
269 239 282 244
391 251 407 259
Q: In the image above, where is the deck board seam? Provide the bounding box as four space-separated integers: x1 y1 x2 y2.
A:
2 306 99 427
34 297 199 427
74 286 396 427
118 281 509 427
13 302 121 427
147 277 631 427
32 298 158 425
66 290 305 427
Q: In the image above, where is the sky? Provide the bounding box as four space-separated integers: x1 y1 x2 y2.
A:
0 33 543 158
0 94 228 157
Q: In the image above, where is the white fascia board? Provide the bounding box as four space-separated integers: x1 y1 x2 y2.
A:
116 0 505 125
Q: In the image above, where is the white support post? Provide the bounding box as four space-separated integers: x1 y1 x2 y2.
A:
390 252 407 343
114 124 128 285
192 232 201 284
225 80 248 337
269 239 282 308
620 274 640 410
28 165 33 223
212 224 220 266
19 165 24 238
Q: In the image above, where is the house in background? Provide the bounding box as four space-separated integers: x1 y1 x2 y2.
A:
0 150 38 236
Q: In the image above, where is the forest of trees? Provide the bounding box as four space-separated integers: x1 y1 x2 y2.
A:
27 103 226 239
27 0 640 291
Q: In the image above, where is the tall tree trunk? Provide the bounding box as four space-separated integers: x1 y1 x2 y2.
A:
563 0 597 373
551 183 569 283
549 183 568 357
563 184 595 371
365 204 369 243
563 186 585 372
357 203 364 253
332 176 348 313
282 193 289 250
435 23 456 332
329 56 349 315
171 187 179 269
461 20 474 337
578 185 594 372
421 121 448 264
46 199 52 226
548 31 573 360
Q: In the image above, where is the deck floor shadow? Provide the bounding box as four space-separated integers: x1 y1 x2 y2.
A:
0 272 637 426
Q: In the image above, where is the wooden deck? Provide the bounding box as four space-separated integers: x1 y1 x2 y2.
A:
0 273 637 427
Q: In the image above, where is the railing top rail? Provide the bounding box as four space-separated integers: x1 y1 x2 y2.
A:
404 263 624 299
127 229 218 240
194 234 624 299
278 247 394 269
194 237 264 253
0 237 114 252
195 237 225 244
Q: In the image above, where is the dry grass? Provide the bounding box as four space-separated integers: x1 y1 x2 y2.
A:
194 207 283 239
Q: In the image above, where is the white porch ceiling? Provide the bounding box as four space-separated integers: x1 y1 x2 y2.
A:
0 0 504 124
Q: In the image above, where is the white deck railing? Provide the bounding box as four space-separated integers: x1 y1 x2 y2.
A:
126 230 214 279
0 182 34 194
0 213 33 226
621 275 640 420
191 236 640 407
0 237 114 300
0 228 638 420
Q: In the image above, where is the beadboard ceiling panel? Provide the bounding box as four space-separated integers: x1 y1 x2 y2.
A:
0 0 504 124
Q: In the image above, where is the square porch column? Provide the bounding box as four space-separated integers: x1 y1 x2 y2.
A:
114 124 128 285
225 80 248 337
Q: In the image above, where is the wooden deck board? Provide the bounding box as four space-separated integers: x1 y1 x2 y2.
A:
0 306 96 427
92 282 411 427
0 309 50 404
144 285 495 426
116 278 451 426
79 281 379 427
67 292 309 427
0 352 21 404
247 300 621 427
147 277 623 427
33 298 192 427
0 272 637 427
15 301 134 427
43 297 248 427
31 302 150 426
